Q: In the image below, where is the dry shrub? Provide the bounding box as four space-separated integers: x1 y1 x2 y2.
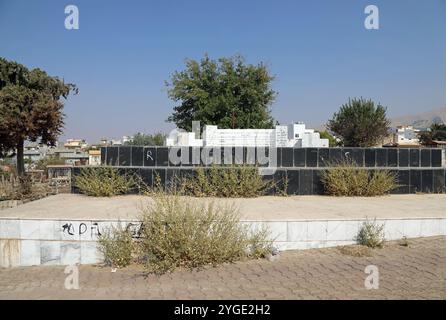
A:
398 236 410 247
338 245 373 257
0 175 17 201
98 223 134 268
0 174 51 202
321 160 397 196
356 218 385 248
178 165 282 198
138 193 273 273
75 167 144 197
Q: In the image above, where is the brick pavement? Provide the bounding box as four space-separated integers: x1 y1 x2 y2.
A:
0 236 445 299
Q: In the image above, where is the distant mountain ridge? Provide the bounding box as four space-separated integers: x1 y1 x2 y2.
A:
390 107 446 130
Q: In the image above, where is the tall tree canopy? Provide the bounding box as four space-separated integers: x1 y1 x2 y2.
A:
0 58 77 175
166 55 277 131
124 132 166 146
327 98 390 147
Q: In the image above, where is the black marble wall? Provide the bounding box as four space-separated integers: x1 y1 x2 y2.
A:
101 146 444 169
72 166 446 195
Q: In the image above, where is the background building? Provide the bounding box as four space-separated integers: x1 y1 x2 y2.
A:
88 150 101 166
393 125 420 147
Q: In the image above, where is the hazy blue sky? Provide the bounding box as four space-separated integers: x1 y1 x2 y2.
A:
1 0 445 142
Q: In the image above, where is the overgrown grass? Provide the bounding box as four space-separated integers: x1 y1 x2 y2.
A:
338 245 373 257
356 218 385 248
74 167 144 197
0 175 17 201
0 174 51 202
138 192 273 273
177 165 285 198
98 223 134 268
321 160 397 196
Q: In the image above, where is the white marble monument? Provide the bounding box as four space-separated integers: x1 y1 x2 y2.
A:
166 122 329 148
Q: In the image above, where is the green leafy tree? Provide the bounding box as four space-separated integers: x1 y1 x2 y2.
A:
124 132 166 146
318 130 339 147
166 54 277 131
35 155 66 171
0 58 77 176
327 98 390 147
419 123 446 146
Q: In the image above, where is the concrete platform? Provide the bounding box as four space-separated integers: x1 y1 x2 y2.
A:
1 193 446 221
1 194 446 267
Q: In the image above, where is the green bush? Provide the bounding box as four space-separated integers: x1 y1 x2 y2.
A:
35 155 66 172
356 218 385 248
320 160 397 196
98 223 134 268
138 193 273 273
75 167 143 197
178 165 283 198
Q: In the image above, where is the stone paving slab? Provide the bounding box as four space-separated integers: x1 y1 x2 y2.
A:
0 236 445 299
1 194 446 221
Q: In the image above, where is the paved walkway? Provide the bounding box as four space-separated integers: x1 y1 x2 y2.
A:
0 237 445 299
1 194 446 220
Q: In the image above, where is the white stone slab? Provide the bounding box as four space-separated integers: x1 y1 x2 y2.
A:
440 219 446 234
403 220 421 238
0 219 20 239
40 241 61 265
20 220 40 239
39 220 60 240
326 220 359 241
305 241 327 249
420 219 441 237
326 221 344 241
275 241 307 251
20 240 41 266
307 221 327 241
0 239 20 267
325 240 356 248
286 221 308 242
3 215 446 268
263 222 287 242
244 221 261 234
344 220 361 241
81 242 102 264
381 219 404 240
60 242 81 265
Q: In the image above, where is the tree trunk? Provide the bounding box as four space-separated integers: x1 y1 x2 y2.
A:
16 139 25 176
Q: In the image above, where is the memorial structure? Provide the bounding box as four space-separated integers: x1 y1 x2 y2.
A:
165 122 329 148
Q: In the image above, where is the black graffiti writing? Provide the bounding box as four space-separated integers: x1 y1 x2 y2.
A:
61 221 102 237
125 222 144 239
91 222 101 237
62 223 75 235
61 222 147 239
79 223 87 235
